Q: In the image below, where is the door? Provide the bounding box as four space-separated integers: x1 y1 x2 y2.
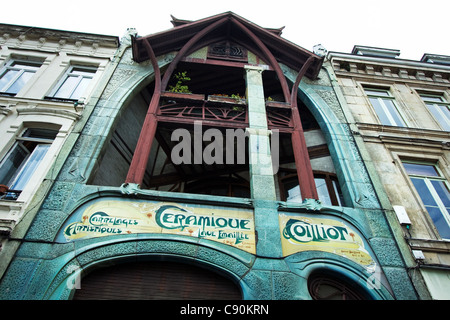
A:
72 260 242 300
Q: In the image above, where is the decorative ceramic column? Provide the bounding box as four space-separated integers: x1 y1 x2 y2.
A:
245 65 277 201
245 65 282 258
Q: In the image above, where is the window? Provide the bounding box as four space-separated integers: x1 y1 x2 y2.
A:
420 94 450 131
308 272 369 300
403 161 450 239
364 88 406 127
0 60 41 95
314 173 344 206
0 128 58 199
51 66 96 100
278 170 344 206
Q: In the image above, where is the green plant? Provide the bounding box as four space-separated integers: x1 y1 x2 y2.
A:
231 93 243 101
168 71 191 93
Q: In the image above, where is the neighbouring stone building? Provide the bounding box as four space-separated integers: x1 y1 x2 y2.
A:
0 24 119 280
328 45 450 299
0 13 427 300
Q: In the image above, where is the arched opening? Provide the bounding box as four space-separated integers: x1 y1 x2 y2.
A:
90 59 344 203
307 270 371 300
72 260 242 300
89 15 335 202
90 62 251 194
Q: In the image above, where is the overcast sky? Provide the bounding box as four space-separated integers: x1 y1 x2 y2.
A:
3 0 449 61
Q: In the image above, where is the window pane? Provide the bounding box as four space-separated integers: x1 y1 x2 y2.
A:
11 62 41 70
411 178 438 207
0 143 29 186
426 206 450 239
284 177 302 203
70 77 92 100
431 180 450 207
421 95 444 103
369 97 392 125
383 100 405 126
54 75 79 98
10 144 50 190
437 105 450 131
71 68 96 77
315 177 332 206
0 128 57 192
22 128 59 140
404 163 439 177
287 185 302 203
332 180 344 206
365 89 390 97
5 71 34 94
0 69 19 91
427 103 450 131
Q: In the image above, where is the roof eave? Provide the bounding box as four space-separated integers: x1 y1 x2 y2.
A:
132 12 323 79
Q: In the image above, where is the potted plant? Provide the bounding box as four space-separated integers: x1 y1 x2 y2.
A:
207 93 246 105
162 71 205 101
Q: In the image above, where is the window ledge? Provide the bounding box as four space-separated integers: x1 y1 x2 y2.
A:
356 122 450 142
0 199 24 211
408 237 450 253
0 219 15 236
0 92 17 98
43 96 78 104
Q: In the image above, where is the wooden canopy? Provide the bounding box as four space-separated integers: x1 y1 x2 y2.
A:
131 11 323 80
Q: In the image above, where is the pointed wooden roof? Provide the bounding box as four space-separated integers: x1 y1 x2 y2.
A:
132 11 323 79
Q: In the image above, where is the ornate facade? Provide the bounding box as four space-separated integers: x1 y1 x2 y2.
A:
328 46 450 299
0 24 118 280
0 13 420 300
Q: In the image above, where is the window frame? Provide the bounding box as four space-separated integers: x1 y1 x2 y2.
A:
403 160 450 240
308 272 369 300
49 65 97 101
0 128 58 200
419 93 450 131
278 169 344 206
0 59 42 95
364 87 407 127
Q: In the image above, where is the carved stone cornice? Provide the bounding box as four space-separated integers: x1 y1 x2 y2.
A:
356 122 450 148
0 23 119 57
16 105 80 120
329 54 450 87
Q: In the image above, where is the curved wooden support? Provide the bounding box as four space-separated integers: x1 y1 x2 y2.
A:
161 17 229 91
290 56 318 200
230 17 291 103
290 56 314 104
126 17 228 185
125 38 161 184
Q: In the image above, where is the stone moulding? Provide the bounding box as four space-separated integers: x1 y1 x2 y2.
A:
331 57 450 85
41 234 255 300
16 106 81 121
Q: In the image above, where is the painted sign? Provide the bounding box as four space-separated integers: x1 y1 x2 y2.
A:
58 198 255 254
279 214 375 269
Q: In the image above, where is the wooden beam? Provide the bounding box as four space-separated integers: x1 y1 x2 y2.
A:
230 17 291 103
125 39 161 185
290 56 319 200
160 17 229 92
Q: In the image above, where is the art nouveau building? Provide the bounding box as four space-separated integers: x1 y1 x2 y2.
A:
0 24 118 278
328 46 450 299
0 13 419 300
